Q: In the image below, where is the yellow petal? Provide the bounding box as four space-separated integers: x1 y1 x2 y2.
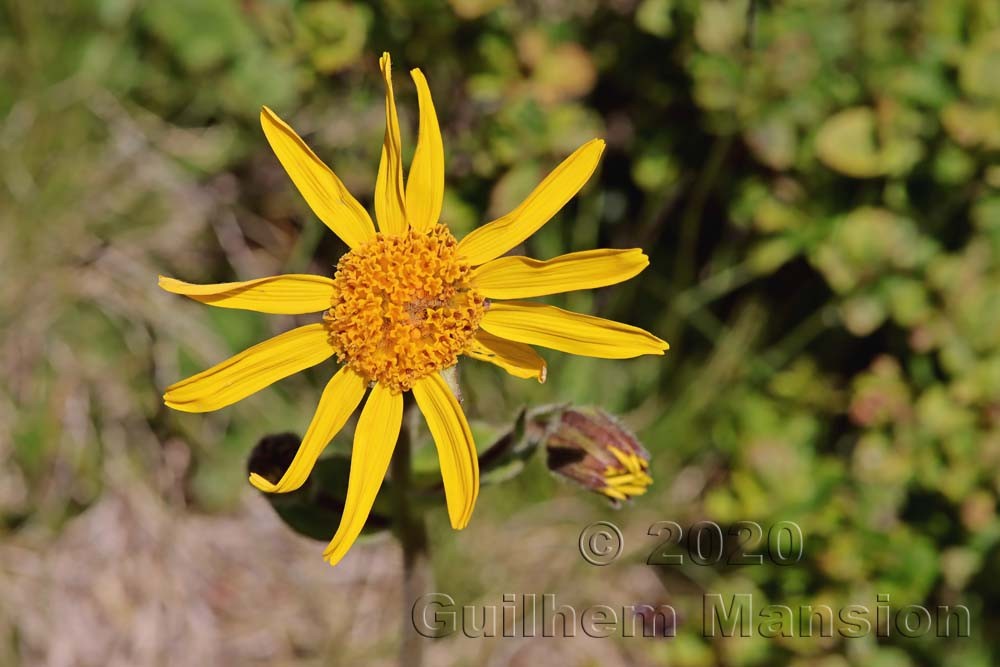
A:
374 53 407 235
324 384 402 566
249 367 366 493
457 139 605 266
479 301 669 359
470 248 648 299
602 487 628 501
465 330 547 382
260 106 375 249
412 373 479 529
163 323 334 413
405 68 444 233
158 274 335 314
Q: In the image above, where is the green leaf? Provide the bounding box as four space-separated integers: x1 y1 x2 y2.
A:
248 434 393 542
815 107 885 178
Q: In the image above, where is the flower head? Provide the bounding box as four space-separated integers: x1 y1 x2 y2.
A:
159 52 668 565
541 406 653 504
324 224 485 392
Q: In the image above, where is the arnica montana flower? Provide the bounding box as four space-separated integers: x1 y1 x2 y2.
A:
160 52 668 565
540 407 654 505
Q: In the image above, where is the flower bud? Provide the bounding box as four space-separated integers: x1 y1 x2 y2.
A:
539 406 652 505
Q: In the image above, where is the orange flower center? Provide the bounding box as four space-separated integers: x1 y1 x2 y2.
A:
324 225 486 392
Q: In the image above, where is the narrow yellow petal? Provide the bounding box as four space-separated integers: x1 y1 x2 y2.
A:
605 473 643 484
323 384 402 566
260 106 375 248
374 53 407 235
405 68 444 233
608 446 633 469
465 330 547 382
158 274 335 314
479 301 668 359
457 139 605 266
470 248 648 299
412 373 479 529
602 487 628 501
249 367 366 493
163 324 334 413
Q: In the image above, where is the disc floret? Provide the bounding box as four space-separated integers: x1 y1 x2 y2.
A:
324 225 486 392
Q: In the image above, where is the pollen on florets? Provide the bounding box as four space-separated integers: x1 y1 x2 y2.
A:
324 224 486 392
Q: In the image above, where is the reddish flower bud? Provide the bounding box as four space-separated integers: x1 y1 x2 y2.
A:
539 406 652 505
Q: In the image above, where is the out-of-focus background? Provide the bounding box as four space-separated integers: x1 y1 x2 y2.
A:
2 0 999 665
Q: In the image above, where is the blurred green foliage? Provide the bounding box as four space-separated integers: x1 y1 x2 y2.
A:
1 0 999 665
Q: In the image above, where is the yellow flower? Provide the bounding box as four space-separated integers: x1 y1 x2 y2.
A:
159 52 668 565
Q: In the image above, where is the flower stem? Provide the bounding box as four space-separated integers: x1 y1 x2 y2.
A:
392 397 428 667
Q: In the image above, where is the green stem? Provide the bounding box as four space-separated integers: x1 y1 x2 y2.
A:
392 398 428 667
663 134 733 365
673 134 732 290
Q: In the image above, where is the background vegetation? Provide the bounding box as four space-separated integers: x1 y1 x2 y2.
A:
1 0 999 665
